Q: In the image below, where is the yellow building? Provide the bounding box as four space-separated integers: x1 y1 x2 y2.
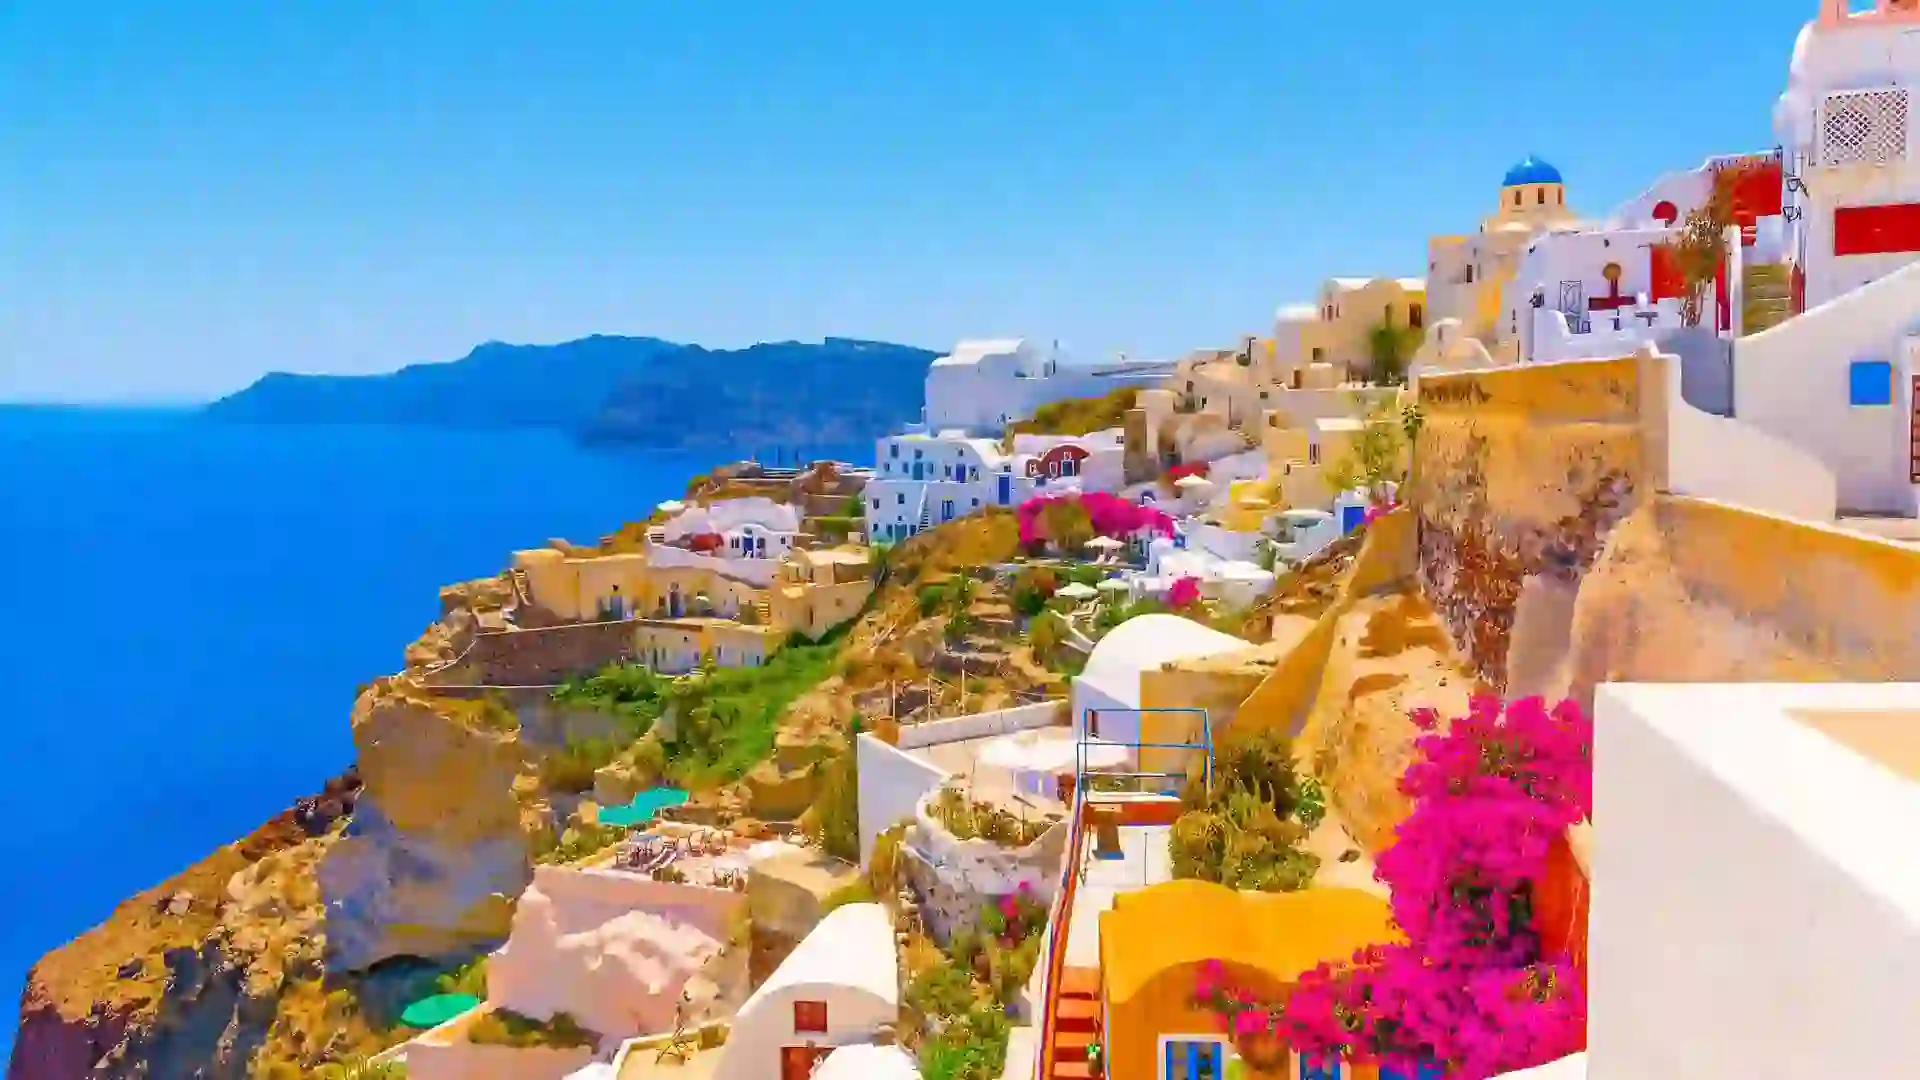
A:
767 548 875 641
1098 880 1403 1080
1271 277 1428 386
1425 156 1582 358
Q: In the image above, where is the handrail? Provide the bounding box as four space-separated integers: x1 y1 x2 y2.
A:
1033 787 1088 1080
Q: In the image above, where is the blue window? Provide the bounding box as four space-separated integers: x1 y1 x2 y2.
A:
1850 359 1894 406
890 444 899 458
1161 1039 1225 1079
897 493 905 505
1381 1064 1444 1080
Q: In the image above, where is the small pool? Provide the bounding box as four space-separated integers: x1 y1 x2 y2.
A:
598 786 691 827
399 992 482 1029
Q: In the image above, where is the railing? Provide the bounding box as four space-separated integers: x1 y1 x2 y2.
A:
1032 786 1089 1080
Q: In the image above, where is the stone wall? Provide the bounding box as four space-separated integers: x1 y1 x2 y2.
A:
1410 356 1665 692
461 621 637 686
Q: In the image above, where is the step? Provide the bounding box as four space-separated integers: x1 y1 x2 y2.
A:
1060 967 1102 997
1052 1029 1098 1053
1050 1062 1095 1080
1055 997 1100 1030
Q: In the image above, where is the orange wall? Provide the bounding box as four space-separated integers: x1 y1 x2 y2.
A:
1535 829 1590 990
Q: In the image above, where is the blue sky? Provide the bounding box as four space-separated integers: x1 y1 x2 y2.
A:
1 1 1816 402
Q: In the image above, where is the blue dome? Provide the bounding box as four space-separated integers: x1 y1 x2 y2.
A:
1503 155 1563 187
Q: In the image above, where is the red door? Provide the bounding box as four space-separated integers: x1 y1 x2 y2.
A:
781 1045 834 1080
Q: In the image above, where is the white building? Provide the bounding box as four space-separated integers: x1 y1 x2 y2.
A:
710 902 901 1080
863 428 1130 542
1069 614 1252 753
658 497 801 561
1586 680 1920 1080
1778 0 1920 311
922 338 1171 436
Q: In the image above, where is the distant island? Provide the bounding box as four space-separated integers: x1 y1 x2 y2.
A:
203 335 940 450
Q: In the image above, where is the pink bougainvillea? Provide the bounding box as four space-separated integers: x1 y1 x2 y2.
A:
1017 492 1173 547
1361 499 1399 526
1166 575 1202 609
1192 695 1593 1080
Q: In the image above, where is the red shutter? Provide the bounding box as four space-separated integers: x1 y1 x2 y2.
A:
1649 245 1685 301
1833 203 1920 256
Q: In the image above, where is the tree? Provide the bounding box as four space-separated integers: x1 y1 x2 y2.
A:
1366 321 1421 386
1659 159 1767 328
1323 395 1411 504
1037 498 1094 553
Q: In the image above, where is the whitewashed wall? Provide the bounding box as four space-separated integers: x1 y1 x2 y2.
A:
892 700 1066 750
855 734 949 866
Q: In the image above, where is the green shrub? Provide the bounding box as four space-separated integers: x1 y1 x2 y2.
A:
539 738 621 794
436 955 488 998
804 746 859 862
662 629 848 787
466 1010 599 1050
533 822 626 866
821 879 875 913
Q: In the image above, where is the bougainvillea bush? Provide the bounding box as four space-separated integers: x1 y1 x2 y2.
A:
1017 492 1173 547
1165 575 1202 609
1193 695 1592 1080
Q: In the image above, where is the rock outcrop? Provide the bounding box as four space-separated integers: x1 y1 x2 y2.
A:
317 681 539 972
6 774 386 1080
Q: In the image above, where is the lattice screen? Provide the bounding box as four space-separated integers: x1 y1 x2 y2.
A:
1818 87 1910 167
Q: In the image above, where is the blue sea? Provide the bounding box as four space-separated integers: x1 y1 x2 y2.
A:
0 406 861 1059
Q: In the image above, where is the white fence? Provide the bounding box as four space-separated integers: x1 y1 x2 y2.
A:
892 700 1066 750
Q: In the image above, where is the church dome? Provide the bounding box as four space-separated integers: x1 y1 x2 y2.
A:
1503 155 1563 187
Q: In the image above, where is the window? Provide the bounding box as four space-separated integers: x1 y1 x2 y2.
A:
1383 302 1394 326
1466 265 1475 283
1536 187 1546 205
1850 359 1894 405
1162 1038 1226 1080
1410 303 1424 329
1291 371 1302 389
1513 190 1522 207
942 499 955 520
1309 443 1321 466
969 466 979 481
890 444 899 458
972 497 980 507
871 498 880 510
897 493 905 505
792 1000 827 1033
1311 347 1324 363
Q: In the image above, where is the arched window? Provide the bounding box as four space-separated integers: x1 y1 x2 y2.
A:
1536 187 1546 205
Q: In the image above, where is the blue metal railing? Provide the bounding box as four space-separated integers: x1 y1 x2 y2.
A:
1074 707 1214 796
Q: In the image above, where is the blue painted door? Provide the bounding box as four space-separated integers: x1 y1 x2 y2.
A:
998 473 1012 504
1162 1039 1224 1080
1340 502 1367 533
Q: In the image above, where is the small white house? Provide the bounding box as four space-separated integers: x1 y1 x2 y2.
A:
865 430 1033 541
1069 614 1252 750
709 902 900 1080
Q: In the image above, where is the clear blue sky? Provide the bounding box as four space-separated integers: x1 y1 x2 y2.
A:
0 1 1815 402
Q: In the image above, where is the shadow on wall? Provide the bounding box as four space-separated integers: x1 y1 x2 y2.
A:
1409 355 1920 709
1656 326 1734 417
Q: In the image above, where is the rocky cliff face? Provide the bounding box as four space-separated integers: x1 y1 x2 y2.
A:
317 681 542 973
7 774 366 1080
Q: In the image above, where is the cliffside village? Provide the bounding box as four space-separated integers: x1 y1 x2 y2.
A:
16 6 1920 1080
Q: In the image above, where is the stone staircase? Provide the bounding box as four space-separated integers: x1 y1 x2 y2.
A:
1048 967 1102 1080
1743 263 1793 336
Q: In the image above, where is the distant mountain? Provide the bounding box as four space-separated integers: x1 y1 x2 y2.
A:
203 335 940 449
579 338 937 450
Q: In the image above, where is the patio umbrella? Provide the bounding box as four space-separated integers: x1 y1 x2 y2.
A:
980 730 1129 773
657 500 686 514
1055 582 1098 600
1084 535 1123 550
1096 577 1131 593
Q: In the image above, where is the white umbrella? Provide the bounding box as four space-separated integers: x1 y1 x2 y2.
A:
1055 582 1097 600
1096 578 1131 592
980 731 1128 773
656 500 686 514
1175 474 1214 492
1084 535 1123 550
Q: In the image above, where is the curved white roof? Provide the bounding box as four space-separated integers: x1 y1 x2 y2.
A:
815 1044 921 1080
735 902 897 1016
1078 614 1250 708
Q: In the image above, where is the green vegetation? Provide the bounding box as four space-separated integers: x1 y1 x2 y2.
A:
927 785 1053 848
1006 387 1139 440
663 628 849 786
532 821 627 866
814 514 861 542
1366 321 1421 386
436 955 488 999
905 887 1046 1080
1092 595 1170 634
1169 727 1322 892
1324 395 1413 503
465 1009 600 1050
804 739 860 862
821 878 876 913
551 663 669 721
311 1059 407 1080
